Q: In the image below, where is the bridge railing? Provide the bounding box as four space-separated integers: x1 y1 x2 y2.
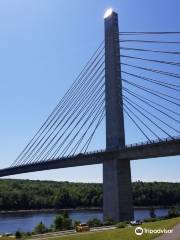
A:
2 135 180 170
58 135 180 159
44 135 180 161
125 135 180 149
73 135 180 157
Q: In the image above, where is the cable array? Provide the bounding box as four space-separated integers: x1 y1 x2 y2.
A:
12 31 180 167
120 32 180 142
12 43 105 167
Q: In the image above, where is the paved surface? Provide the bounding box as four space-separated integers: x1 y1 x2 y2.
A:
154 224 180 240
28 226 116 240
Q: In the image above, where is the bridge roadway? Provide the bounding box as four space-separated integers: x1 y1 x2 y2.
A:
0 137 179 177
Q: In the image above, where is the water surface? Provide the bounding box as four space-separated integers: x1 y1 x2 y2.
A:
0 208 169 234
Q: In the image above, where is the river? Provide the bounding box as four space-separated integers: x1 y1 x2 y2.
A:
0 208 169 234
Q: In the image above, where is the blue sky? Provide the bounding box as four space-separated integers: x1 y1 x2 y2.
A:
0 0 179 182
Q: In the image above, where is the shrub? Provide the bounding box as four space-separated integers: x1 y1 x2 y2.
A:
62 210 69 219
47 228 53 232
63 217 73 230
116 221 127 228
54 215 64 230
87 218 102 227
34 221 47 234
54 214 73 230
15 231 22 239
150 207 156 218
144 217 158 222
25 232 32 236
103 216 114 226
168 206 180 218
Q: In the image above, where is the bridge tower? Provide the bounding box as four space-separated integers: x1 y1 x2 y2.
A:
103 9 134 221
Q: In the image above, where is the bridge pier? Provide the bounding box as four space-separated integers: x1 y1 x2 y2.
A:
103 159 133 221
103 10 134 221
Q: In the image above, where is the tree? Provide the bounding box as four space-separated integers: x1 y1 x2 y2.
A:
150 207 156 218
168 206 180 218
34 221 47 234
63 217 73 230
54 215 64 230
54 214 72 230
15 231 22 239
0 179 180 211
63 210 69 219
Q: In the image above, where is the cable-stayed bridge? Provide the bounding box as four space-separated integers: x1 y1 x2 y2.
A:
0 10 180 221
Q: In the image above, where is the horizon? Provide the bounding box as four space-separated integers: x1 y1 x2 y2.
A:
1 178 180 184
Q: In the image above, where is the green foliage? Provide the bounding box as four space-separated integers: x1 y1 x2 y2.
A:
62 210 69 219
63 217 73 230
103 216 114 226
54 214 72 230
132 181 180 207
43 217 180 240
87 218 102 227
73 220 81 228
15 231 22 238
25 232 32 236
116 221 127 228
0 179 102 210
168 205 180 218
150 207 156 218
34 221 47 234
144 217 158 222
54 215 64 230
0 179 179 210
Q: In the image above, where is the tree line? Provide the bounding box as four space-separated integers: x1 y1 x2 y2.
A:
0 179 179 211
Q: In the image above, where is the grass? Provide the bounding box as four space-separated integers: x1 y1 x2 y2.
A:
51 217 180 240
0 238 15 240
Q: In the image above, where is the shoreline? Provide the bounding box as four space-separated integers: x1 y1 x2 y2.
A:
0 206 170 214
0 207 101 214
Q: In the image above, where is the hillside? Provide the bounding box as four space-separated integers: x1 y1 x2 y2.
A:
0 179 179 210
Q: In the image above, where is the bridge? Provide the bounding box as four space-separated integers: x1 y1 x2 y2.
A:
0 137 180 176
0 9 180 222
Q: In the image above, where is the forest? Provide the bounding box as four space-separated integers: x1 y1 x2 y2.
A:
0 179 179 210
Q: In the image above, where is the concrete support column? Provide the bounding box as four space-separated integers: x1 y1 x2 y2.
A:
103 10 134 222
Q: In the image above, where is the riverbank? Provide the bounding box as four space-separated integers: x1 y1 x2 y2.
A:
35 217 180 240
0 206 171 214
0 207 101 214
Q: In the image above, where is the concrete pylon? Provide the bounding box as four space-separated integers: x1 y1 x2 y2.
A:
103 10 134 222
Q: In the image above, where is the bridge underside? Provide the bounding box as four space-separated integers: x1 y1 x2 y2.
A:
0 138 179 177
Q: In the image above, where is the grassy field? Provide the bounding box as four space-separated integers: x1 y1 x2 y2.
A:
51 217 180 240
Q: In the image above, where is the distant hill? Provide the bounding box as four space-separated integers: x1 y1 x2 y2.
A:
0 179 179 211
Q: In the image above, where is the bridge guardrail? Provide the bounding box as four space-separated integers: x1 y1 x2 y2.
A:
2 135 179 170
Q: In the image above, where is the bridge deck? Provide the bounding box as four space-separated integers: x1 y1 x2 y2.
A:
0 138 179 177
